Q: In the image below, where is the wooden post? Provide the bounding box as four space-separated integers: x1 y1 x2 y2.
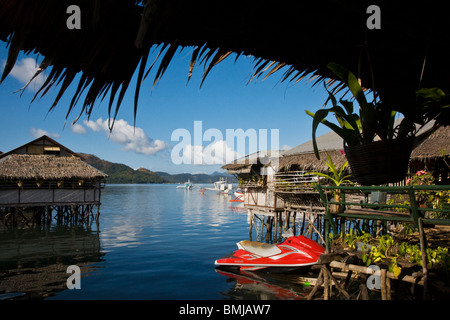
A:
274 212 278 240
260 215 265 242
291 212 296 235
300 211 306 235
249 210 253 240
323 264 350 299
323 265 330 300
307 268 324 300
359 274 369 300
381 268 387 300
386 274 392 300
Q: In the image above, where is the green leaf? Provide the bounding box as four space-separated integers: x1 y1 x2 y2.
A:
327 62 368 110
392 265 402 277
416 87 446 101
305 109 361 158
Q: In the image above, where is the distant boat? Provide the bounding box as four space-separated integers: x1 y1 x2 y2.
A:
229 191 244 202
176 179 193 190
204 177 233 193
234 191 244 198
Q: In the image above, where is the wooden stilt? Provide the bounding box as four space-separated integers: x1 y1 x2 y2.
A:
307 268 324 300
323 265 330 300
359 274 369 300
381 269 387 300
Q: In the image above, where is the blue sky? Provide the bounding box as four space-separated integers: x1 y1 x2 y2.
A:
0 41 332 174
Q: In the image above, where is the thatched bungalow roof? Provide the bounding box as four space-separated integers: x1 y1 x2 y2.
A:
0 1 449 126
278 150 349 173
411 125 450 161
0 135 76 159
282 130 344 157
0 154 108 180
278 128 348 173
221 150 278 174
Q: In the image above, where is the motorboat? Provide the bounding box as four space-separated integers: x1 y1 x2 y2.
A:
229 190 244 202
204 177 233 193
234 191 244 198
215 236 324 272
176 179 193 190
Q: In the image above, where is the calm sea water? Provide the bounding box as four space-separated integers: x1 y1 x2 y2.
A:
0 184 308 300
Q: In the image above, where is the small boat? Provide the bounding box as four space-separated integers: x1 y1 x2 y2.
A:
215 236 324 272
234 191 244 198
176 179 193 190
204 177 233 193
229 191 244 202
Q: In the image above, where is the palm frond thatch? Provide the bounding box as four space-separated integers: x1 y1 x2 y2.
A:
411 125 450 160
1 0 450 127
0 154 107 180
278 150 349 174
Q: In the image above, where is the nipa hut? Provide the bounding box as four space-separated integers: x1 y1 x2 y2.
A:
410 125 450 184
273 130 350 212
222 150 284 211
278 130 348 175
0 135 107 227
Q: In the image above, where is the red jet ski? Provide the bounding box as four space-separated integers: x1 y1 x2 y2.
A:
215 236 324 272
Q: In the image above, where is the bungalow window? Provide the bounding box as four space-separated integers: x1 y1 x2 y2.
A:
44 146 61 155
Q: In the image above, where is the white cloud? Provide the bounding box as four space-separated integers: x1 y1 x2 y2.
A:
80 118 167 155
180 140 241 165
4 57 47 91
71 123 87 134
30 128 60 139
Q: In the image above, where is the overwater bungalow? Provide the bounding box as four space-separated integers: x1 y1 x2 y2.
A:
275 130 350 209
222 132 349 242
0 135 107 227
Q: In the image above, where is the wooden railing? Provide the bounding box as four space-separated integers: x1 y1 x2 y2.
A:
314 184 450 236
274 171 321 193
314 184 450 291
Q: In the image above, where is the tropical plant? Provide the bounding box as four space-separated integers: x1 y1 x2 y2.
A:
307 152 352 209
305 62 446 160
306 152 352 188
338 231 450 275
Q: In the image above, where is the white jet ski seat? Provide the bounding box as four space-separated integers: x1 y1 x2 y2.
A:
237 240 282 258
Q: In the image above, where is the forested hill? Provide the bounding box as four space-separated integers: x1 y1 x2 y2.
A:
77 153 236 184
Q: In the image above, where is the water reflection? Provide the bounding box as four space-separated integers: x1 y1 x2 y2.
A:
0 225 103 299
0 184 319 300
216 268 309 300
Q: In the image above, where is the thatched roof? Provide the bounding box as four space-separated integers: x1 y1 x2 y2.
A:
411 125 450 160
282 131 343 157
0 154 107 180
0 135 76 159
1 1 449 126
278 150 349 173
222 150 279 174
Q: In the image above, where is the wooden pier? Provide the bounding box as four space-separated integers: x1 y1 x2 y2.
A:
245 184 450 300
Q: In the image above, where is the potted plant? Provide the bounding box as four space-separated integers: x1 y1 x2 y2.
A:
305 62 447 185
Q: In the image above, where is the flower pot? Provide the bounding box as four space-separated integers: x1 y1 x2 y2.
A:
344 138 414 186
328 194 342 214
